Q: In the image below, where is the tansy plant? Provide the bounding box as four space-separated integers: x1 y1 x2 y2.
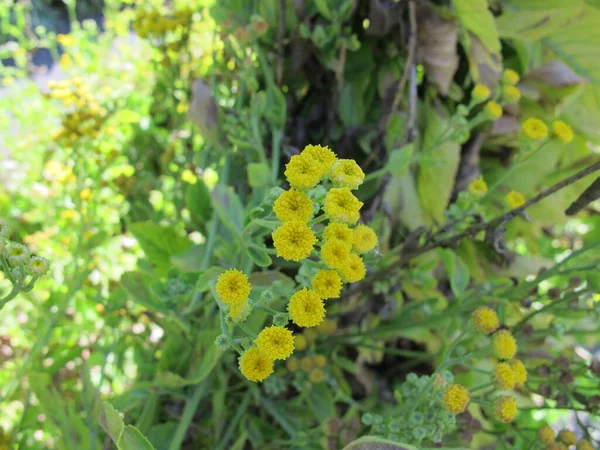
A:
213 145 378 382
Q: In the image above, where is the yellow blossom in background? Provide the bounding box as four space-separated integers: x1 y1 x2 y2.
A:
273 189 313 223
284 154 322 189
502 85 521 103
502 69 520 85
472 306 499 334
309 368 325 383
468 177 488 197
2 76 15 87
300 356 314 372
294 334 307 351
494 362 516 390
509 359 527 387
313 354 326 368
60 53 72 68
57 34 76 46
472 84 491 102
577 439 594 450
506 190 525 209
288 288 325 327
80 188 92 201
353 224 378 253
323 187 363 224
493 330 517 360
522 118 548 140
339 253 366 283
323 222 354 245
484 101 503 120
255 326 294 360
60 209 80 221
301 144 337 175
312 270 342 299
304 328 318 343
272 221 316 261
552 120 574 143
495 396 517 423
286 356 300 372
331 159 365 190
557 430 577 446
215 269 252 306
317 318 337 335
238 347 274 382
321 239 352 269
442 384 470 414
548 444 568 450
538 425 555 445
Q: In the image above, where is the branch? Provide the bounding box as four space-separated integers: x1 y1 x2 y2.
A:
276 0 286 86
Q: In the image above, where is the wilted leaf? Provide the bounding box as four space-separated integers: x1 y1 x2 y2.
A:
384 171 426 231
366 0 401 36
490 116 520 137
525 61 586 87
416 4 459 95
439 249 470 298
462 32 501 88
189 79 219 141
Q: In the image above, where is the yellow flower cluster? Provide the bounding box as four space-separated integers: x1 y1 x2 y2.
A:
538 425 555 445
132 8 193 38
442 384 470 414
472 306 499 334
522 117 574 144
495 395 517 423
468 177 488 197
215 269 252 319
557 430 577 446
493 330 517 360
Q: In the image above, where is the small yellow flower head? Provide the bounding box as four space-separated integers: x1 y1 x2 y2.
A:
6 243 30 265
272 221 317 261
339 253 367 283
577 439 594 450
522 118 548 140
495 396 517 423
557 429 577 446
294 334 308 351
324 187 363 224
288 288 326 327
238 347 274 382
255 326 295 360
323 222 354 245
502 69 520 85
468 177 488 197
548 444 568 450
304 328 318 343
484 101 503 121
472 307 500 334
506 190 526 209
317 318 338 335
330 159 365 190
57 34 76 47
509 359 527 387
301 144 337 175
321 239 352 269
300 356 314 372
216 269 252 306
494 362 516 390
309 368 326 383
312 270 342 299
59 53 72 68
284 154 322 190
443 384 470 414
538 425 555 445
313 354 326 368
353 225 378 253
28 256 50 276
552 120 574 144
80 188 92 201
273 189 313 223
502 85 521 104
286 356 300 372
228 300 251 322
493 330 517 360
472 84 491 103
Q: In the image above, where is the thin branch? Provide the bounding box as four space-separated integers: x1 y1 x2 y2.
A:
276 0 286 86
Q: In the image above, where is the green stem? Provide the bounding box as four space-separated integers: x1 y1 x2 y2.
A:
168 381 210 450
271 128 283 185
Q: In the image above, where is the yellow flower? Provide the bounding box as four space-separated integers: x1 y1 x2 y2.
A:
80 188 92 201
317 318 338 335
472 307 499 334
495 396 517 423
216 269 252 306
324 187 363 224
238 347 274 382
353 225 378 253
294 334 308 351
309 368 325 383
494 362 516 390
339 253 366 283
443 384 470 414
506 190 525 209
509 359 527 387
284 154 322 190
577 439 594 450
552 120 574 143
273 189 313 222
286 356 300 372
502 85 521 104
300 356 314 372
557 430 577 446
493 330 517 360
59 53 72 68
522 118 548 140
330 159 365 190
472 84 491 102
502 69 520 85
228 300 251 322
484 101 503 120
304 328 318 342
28 256 50 276
272 221 316 261
57 34 76 46
312 270 342 299
323 223 354 245
2 75 15 87
301 144 337 175
60 209 80 221
288 288 325 327
468 177 488 196
321 239 352 269
313 354 326 368
255 326 295 360
538 425 555 445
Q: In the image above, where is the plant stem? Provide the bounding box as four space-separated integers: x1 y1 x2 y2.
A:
168 381 210 450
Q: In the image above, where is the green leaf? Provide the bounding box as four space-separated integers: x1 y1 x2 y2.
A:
385 144 414 176
342 436 418 450
211 185 245 236
306 383 335 422
314 0 333 20
383 172 427 231
120 271 169 313
452 0 500 53
99 402 125 445
117 425 156 450
338 77 370 127
439 249 470 298
245 243 272 267
196 266 227 292
247 163 271 188
185 180 213 228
